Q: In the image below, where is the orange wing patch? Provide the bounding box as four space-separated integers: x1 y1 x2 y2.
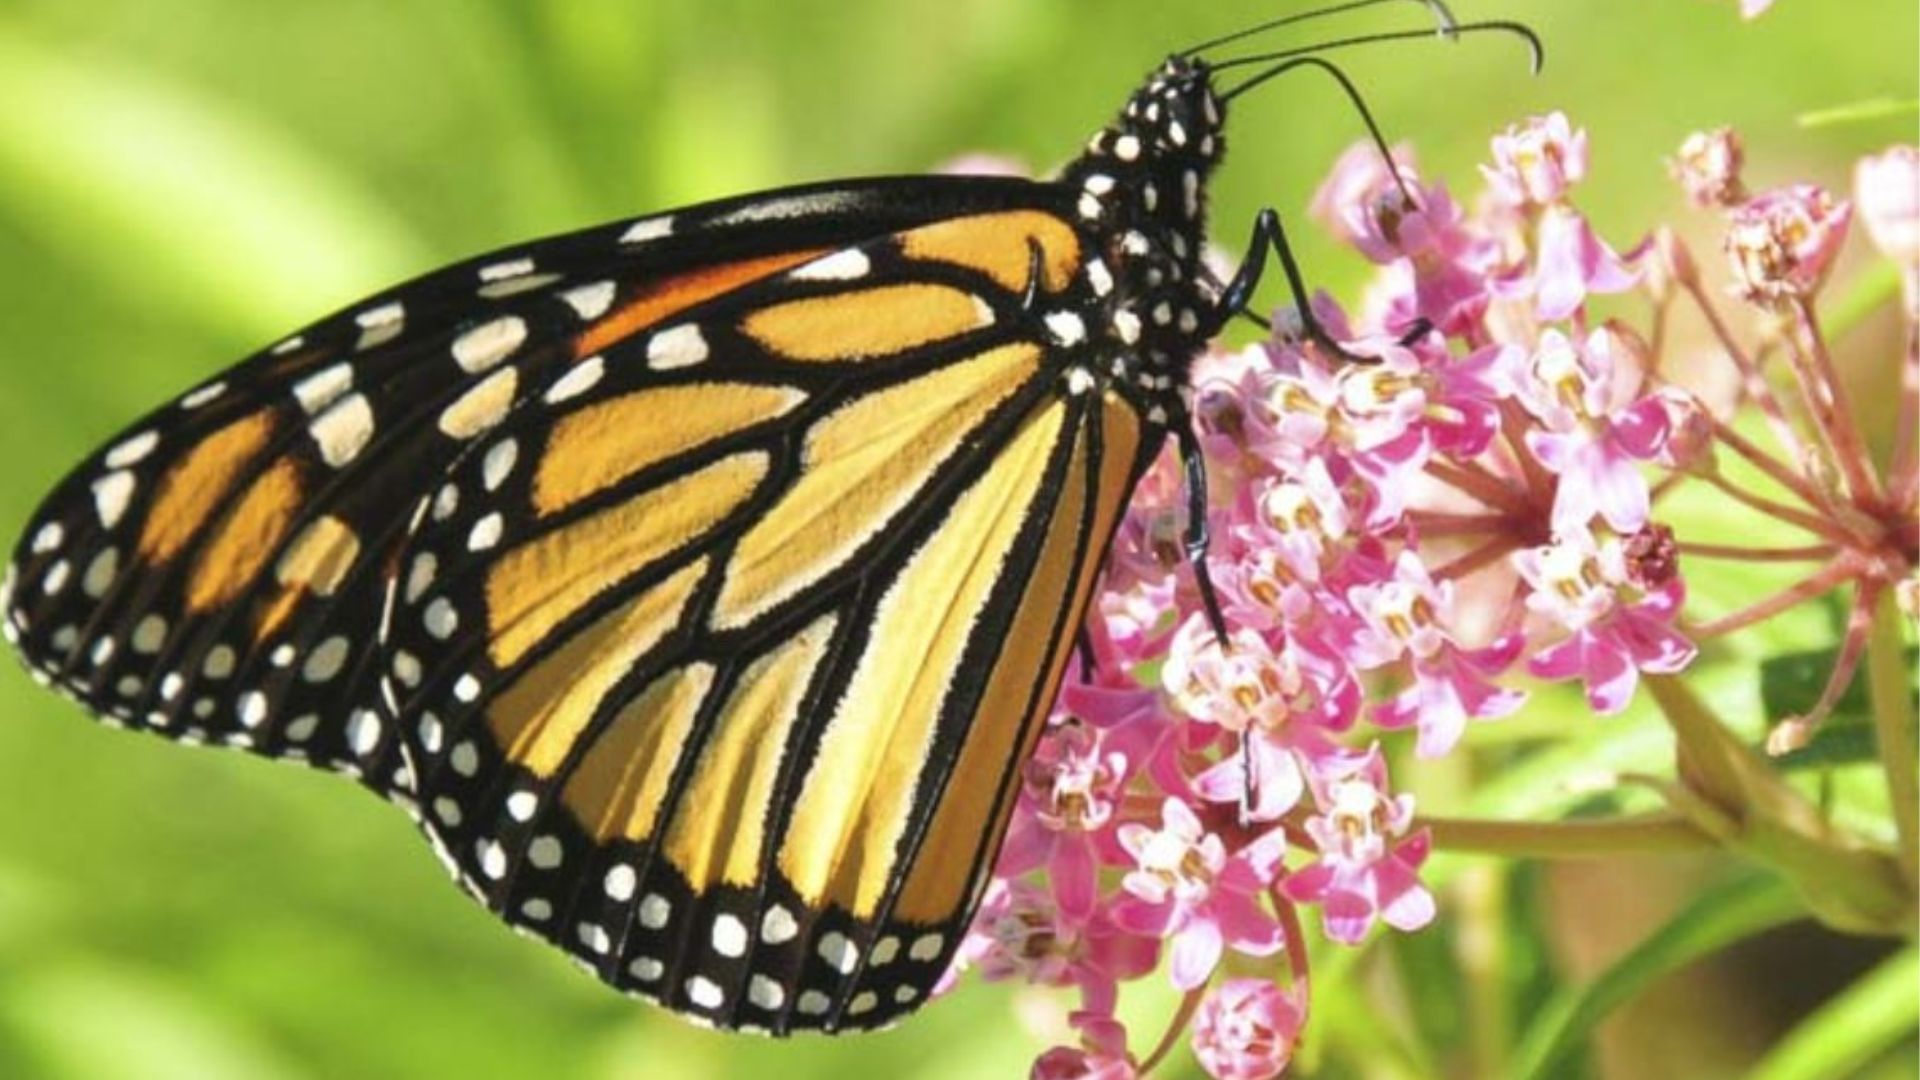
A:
775 401 1069 917
894 397 1138 923
711 343 1041 630
185 455 304 613
563 663 717 844
574 250 827 359
660 613 838 892
898 211 1083 294
740 283 994 363
138 409 279 565
533 383 806 518
488 557 708 778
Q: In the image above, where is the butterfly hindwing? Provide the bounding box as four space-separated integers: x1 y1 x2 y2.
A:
378 211 1150 1031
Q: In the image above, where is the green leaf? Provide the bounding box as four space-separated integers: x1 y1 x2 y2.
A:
1747 946 1919 1080
1511 873 1805 1080
1797 97 1920 128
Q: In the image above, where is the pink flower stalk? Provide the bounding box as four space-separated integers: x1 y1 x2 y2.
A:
1483 112 1589 208
1725 184 1853 304
1670 127 1748 207
1111 799 1287 990
1282 748 1436 944
1513 529 1697 714
1191 979 1307 1080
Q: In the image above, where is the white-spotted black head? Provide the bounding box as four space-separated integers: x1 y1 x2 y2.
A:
1061 56 1227 389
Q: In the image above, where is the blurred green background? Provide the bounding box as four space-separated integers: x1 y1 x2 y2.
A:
0 1 1913 1078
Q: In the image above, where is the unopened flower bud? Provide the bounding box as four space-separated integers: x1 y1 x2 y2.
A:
1669 127 1747 208
1622 523 1680 590
1765 715 1814 756
1725 185 1853 306
1654 387 1717 473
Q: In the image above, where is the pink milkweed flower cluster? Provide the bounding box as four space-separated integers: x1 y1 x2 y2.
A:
947 108 1917 1079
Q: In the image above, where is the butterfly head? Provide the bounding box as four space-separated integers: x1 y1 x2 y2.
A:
1062 57 1227 399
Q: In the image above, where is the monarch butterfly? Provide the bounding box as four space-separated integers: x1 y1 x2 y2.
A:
1 4 1534 1036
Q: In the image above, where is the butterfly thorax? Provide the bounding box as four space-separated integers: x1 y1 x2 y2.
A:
1058 56 1226 416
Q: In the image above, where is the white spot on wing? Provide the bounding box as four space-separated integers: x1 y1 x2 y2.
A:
761 905 798 944
620 216 675 243
180 382 227 409
1044 311 1087 347
293 363 353 415
792 249 871 281
355 302 405 350
92 471 136 528
309 393 376 468
105 431 158 469
646 325 708 370
817 931 858 974
545 356 605 403
451 316 528 374
559 281 617 321
604 864 637 901
711 914 748 957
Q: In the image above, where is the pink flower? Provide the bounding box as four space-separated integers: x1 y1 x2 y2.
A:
1032 1014 1137 1080
1513 529 1698 714
1741 0 1777 17
1191 979 1307 1080
950 879 1158 1015
1725 184 1853 305
1111 799 1287 990
1310 141 1422 264
1282 748 1435 944
1670 127 1747 207
1514 328 1670 533
1483 112 1589 208
1000 720 1131 920
1163 621 1359 820
1524 203 1640 320
1856 145 1920 312
1347 553 1527 756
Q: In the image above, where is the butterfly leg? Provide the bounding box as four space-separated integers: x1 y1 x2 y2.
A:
1207 207 1365 362
1175 417 1230 643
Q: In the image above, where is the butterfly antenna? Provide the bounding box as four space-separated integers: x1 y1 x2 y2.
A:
1178 0 1457 58
1231 56 1416 205
1213 19 1545 81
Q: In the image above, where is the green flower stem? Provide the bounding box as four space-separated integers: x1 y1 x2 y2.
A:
1866 587 1919 890
1647 674 1915 937
1423 815 1715 857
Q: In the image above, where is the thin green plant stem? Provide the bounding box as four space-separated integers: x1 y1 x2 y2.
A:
1865 588 1919 891
1424 815 1715 857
